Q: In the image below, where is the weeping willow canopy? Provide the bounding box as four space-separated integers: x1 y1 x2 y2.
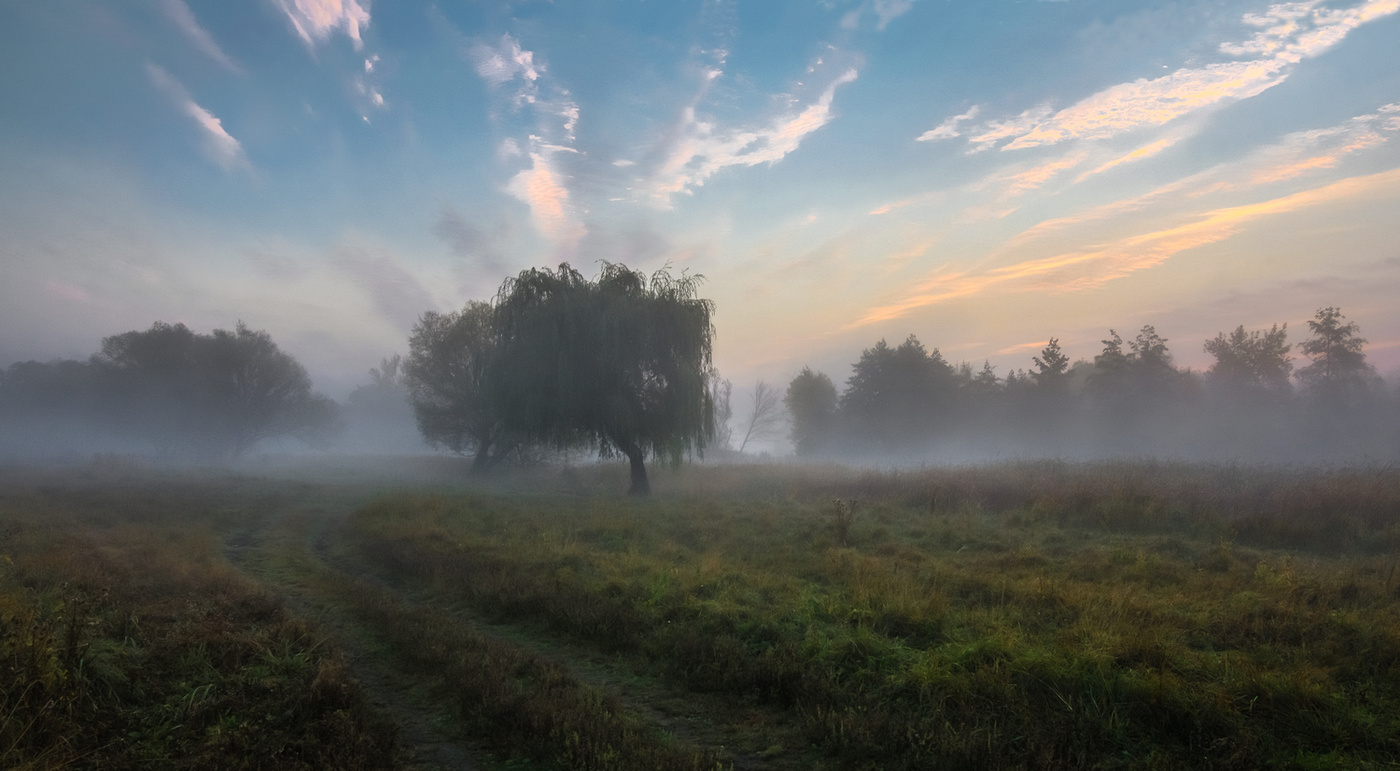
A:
493 262 715 494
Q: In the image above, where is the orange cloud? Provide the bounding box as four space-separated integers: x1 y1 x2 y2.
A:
846 166 1400 328
1076 137 1181 182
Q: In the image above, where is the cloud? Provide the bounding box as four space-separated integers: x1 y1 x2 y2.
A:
959 0 1400 152
275 0 370 50
847 166 1400 327
1234 103 1400 187
158 0 242 74
1075 136 1182 182
145 64 249 172
507 146 586 247
916 106 980 142
642 68 859 206
842 0 917 31
471 34 540 91
993 151 1089 199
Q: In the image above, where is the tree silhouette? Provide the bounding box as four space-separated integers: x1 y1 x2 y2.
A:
785 367 838 457
736 380 783 454
404 302 519 472
93 321 337 458
1297 307 1374 406
1203 324 1291 395
493 263 715 495
841 335 955 450
1031 338 1071 392
709 375 734 451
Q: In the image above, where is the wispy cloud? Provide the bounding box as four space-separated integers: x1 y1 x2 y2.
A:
946 0 1400 152
841 0 918 31
157 0 242 74
467 33 584 247
1075 136 1182 182
1228 102 1400 187
848 166 1400 327
275 0 370 50
992 151 1089 199
641 67 859 206
507 146 586 248
146 64 249 173
471 34 539 91
917 106 980 142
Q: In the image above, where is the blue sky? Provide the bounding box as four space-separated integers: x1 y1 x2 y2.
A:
2 0 1398 397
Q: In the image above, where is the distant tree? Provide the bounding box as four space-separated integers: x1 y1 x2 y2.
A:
966 361 1000 395
1203 324 1292 395
841 335 955 449
1031 338 1071 391
94 321 337 458
404 302 519 473
493 263 715 495
1129 325 1173 377
1003 368 1034 395
93 321 202 453
785 367 838 457
1087 330 1131 402
735 380 783 454
1297 307 1375 405
199 324 339 457
709 375 734 451
343 353 422 453
0 359 107 454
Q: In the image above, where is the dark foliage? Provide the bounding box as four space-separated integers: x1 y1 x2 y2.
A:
492 262 715 494
0 322 337 459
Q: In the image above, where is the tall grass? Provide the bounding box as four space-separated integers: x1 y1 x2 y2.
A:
345 461 1400 769
0 469 397 769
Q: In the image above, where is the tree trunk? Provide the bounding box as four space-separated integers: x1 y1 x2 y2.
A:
471 439 493 474
623 444 650 496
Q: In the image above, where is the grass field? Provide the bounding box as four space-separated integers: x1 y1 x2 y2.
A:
3 457 1399 769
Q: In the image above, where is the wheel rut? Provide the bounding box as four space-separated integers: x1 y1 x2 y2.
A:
226 499 812 770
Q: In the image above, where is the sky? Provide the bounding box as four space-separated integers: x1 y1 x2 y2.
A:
2 0 1399 399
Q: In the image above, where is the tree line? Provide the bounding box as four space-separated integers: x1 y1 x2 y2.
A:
0 263 715 494
0 322 337 460
784 307 1398 462
4 273 1395 477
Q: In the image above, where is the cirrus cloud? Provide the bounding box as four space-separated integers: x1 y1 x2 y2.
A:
941 0 1400 153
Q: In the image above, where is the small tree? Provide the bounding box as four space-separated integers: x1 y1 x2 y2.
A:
493 262 715 495
1087 330 1130 402
1297 307 1374 405
1203 324 1292 395
709 375 734 451
404 302 519 473
736 380 783 453
785 367 838 457
1031 338 1070 391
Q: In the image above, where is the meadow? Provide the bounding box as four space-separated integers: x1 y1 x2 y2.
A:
3 457 1400 769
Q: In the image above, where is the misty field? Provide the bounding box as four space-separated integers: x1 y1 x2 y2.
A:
4 459 1400 769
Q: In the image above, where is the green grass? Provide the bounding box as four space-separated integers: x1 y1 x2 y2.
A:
343 461 1400 769
4 459 1400 769
0 467 398 770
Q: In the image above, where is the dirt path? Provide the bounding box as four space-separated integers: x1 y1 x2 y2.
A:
223 492 814 770
223 510 487 770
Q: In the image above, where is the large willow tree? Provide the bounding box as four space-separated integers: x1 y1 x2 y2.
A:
493 262 715 495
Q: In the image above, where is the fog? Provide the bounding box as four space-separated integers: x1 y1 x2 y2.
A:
3 317 1398 470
